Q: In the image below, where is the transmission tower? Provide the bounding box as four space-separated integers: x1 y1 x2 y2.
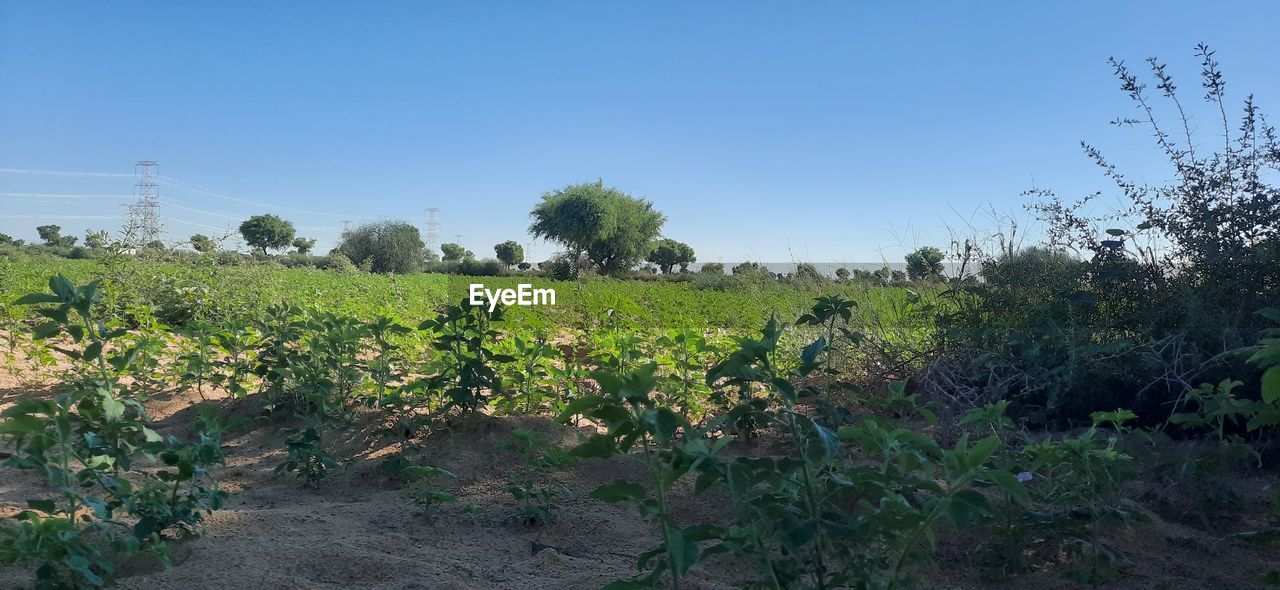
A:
425 208 440 253
126 161 162 246
454 234 463 248
342 219 352 233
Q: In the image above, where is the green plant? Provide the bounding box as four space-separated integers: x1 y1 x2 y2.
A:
275 425 336 485
498 429 572 526
561 365 726 589
403 465 457 520
417 299 511 413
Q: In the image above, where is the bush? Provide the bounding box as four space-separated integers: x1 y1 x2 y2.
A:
335 221 427 274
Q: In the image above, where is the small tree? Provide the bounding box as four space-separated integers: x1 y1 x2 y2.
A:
700 262 725 275
292 237 316 254
905 246 945 281
645 238 696 274
0 233 21 246
835 267 850 282
239 214 295 255
441 242 472 262
517 261 532 271
83 229 110 249
190 234 216 253
36 225 76 247
336 220 428 274
494 240 524 269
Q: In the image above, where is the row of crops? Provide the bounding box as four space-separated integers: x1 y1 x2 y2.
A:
1 259 1279 588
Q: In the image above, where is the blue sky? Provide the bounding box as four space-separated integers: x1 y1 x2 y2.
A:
2 1 1277 263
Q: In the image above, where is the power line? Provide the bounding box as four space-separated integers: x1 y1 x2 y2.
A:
157 174 373 220
0 192 133 200
0 214 127 220
0 167 133 177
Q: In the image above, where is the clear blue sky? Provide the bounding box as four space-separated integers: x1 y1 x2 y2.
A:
2 1 1277 263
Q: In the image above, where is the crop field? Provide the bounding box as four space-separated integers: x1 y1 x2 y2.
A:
2 252 1279 590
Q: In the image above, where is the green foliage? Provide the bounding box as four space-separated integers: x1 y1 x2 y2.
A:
402 465 457 520
238 214 295 255
1 275 227 588
440 242 472 262
336 220 430 273
530 181 666 275
291 237 316 254
645 239 696 274
189 234 217 253
416 299 510 413
493 240 524 268
497 429 572 526
905 246 945 281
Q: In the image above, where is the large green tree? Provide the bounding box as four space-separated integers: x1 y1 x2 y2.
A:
645 238 696 274
529 181 665 275
336 220 427 274
238 214 295 255
493 240 524 269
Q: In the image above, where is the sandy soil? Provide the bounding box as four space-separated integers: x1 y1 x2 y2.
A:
2 365 1279 589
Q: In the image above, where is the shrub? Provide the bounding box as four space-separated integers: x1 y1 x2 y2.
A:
335 220 427 274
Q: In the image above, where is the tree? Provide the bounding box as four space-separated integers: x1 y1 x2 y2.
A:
517 261 532 271
440 242 472 262
190 234 217 253
700 262 725 275
336 220 427 274
529 181 666 275
239 214 295 255
36 225 76 247
0 233 21 246
792 262 824 282
292 237 316 254
493 240 524 269
84 229 109 249
905 246 945 281
732 261 772 280
645 238 696 274
835 267 850 281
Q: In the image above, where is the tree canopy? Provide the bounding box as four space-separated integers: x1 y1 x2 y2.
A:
493 240 524 268
36 225 76 247
440 242 472 262
239 214 295 255
336 220 427 274
645 238 696 274
905 246 945 281
529 181 665 275
292 237 316 254
190 234 217 253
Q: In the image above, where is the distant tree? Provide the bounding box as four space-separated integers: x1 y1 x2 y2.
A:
529 181 665 275
645 238 696 274
732 261 773 280
517 261 532 271
239 214 295 255
493 240 524 269
835 267 850 281
440 242 472 262
190 234 217 253
700 262 725 275
905 246 946 281
793 263 823 281
84 229 110 249
36 224 76 247
336 220 427 274
0 233 21 246
292 237 316 254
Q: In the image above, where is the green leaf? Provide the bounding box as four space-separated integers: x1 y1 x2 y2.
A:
967 435 1001 468
32 322 62 340
590 480 648 503
49 275 77 302
101 395 126 422
1105 228 1125 237
570 434 617 459
644 408 679 445
13 293 61 305
982 469 1031 506
556 395 603 422
0 414 44 435
1262 366 1280 405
